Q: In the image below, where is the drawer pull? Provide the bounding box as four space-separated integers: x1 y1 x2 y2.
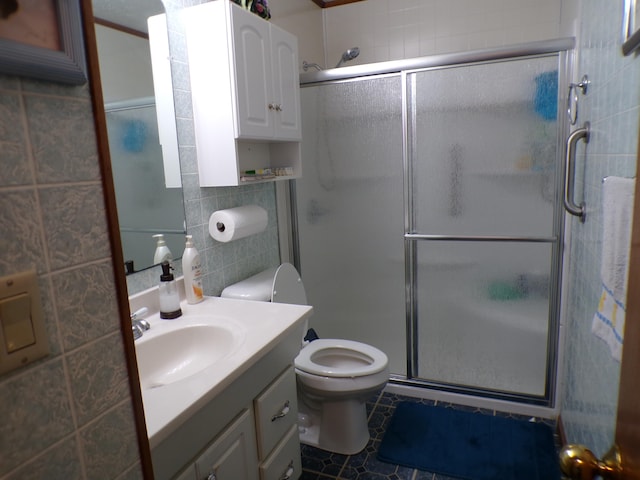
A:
278 461 294 480
271 400 290 421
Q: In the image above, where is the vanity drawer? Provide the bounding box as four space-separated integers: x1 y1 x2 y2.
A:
259 425 301 480
254 366 298 459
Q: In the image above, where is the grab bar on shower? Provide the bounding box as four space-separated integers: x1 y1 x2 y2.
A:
564 122 590 222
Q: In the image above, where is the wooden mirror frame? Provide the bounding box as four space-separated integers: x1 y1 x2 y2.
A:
80 0 155 477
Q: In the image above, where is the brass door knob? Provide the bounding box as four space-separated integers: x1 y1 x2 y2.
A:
559 444 623 480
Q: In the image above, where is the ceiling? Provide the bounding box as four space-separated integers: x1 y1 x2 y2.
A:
91 0 362 34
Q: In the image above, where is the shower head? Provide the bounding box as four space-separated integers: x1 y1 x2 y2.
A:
335 47 360 68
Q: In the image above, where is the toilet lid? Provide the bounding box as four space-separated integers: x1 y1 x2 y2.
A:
295 339 388 378
272 263 307 305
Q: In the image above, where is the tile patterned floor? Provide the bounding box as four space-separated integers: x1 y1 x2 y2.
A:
299 391 558 480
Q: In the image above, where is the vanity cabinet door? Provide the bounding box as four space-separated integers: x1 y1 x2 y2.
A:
231 5 273 139
195 409 259 480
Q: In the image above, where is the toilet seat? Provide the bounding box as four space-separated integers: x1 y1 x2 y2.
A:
295 339 388 378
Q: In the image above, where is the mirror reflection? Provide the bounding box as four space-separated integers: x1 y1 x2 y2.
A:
92 0 186 275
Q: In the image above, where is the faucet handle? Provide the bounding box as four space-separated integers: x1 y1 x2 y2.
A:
135 319 151 331
132 323 144 340
130 307 149 321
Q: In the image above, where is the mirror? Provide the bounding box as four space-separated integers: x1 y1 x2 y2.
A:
92 0 186 280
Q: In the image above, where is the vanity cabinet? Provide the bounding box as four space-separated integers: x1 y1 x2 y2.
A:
168 368 300 480
183 0 302 187
150 323 305 480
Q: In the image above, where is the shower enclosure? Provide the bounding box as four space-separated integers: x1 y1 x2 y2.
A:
292 39 573 406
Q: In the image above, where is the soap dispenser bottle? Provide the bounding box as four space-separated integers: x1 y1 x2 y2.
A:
153 234 173 265
159 261 182 319
182 235 204 304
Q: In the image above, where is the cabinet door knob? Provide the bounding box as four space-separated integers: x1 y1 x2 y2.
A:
278 461 294 480
268 103 276 110
271 400 290 421
206 472 217 480
275 104 283 112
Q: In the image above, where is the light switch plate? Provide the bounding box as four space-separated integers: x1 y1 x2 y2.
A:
0 270 49 376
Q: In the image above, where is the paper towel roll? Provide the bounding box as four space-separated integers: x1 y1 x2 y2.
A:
209 205 268 243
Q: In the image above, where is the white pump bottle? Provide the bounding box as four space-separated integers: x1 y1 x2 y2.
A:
153 234 173 265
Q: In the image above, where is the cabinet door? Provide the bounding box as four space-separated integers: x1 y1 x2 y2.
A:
232 5 273 139
195 409 259 480
270 27 301 141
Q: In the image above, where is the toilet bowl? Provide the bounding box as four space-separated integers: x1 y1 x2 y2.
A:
221 263 389 455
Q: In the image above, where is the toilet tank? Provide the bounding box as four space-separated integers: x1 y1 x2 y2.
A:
220 267 278 302
221 263 308 305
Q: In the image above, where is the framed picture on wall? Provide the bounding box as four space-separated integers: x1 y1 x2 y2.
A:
0 0 87 84
622 0 640 56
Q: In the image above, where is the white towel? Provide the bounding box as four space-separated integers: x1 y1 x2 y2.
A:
591 176 635 361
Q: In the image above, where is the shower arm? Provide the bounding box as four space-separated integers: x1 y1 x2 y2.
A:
302 61 323 72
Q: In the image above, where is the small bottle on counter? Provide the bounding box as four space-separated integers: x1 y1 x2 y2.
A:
159 261 182 319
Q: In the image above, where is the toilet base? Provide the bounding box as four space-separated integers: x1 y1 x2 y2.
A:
297 396 370 455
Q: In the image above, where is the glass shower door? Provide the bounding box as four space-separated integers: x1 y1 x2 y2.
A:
408 55 562 400
295 75 407 374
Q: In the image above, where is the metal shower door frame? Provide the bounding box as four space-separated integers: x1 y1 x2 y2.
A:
401 51 574 407
292 38 575 407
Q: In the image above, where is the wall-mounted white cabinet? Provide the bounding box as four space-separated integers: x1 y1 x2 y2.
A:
183 0 302 187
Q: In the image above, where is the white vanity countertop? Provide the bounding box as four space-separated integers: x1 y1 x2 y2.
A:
134 295 312 447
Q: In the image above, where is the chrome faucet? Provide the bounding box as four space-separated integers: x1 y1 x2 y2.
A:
131 307 150 340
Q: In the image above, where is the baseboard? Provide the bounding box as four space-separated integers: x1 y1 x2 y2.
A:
556 413 568 446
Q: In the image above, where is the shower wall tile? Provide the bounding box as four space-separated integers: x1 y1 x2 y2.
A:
322 0 563 66
0 93 30 186
0 76 140 479
52 261 120 351
123 0 282 297
116 464 144 480
0 189 46 276
39 275 64 356
559 0 640 458
80 402 140 480
24 95 100 184
0 360 75 476
5 437 83 480
67 333 131 426
39 184 111 270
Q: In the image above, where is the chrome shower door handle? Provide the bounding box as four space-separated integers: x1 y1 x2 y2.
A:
564 122 590 223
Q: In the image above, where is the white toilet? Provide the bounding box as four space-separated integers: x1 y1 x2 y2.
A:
221 263 389 455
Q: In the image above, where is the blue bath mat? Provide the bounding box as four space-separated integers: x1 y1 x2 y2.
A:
377 402 560 480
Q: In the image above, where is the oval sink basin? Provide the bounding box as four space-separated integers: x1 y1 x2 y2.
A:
136 319 245 390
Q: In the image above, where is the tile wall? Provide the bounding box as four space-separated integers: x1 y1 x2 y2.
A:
559 0 640 457
0 76 141 478
127 0 282 297
321 0 567 69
